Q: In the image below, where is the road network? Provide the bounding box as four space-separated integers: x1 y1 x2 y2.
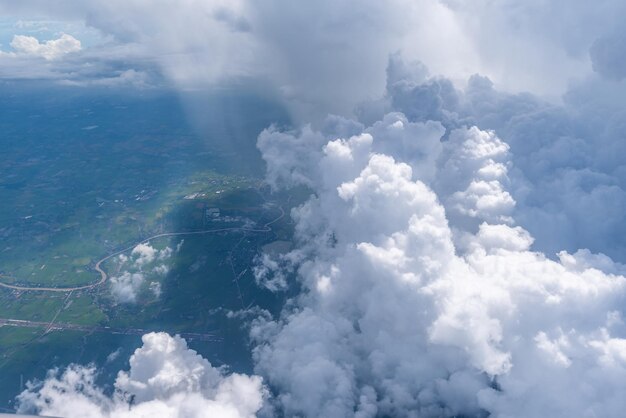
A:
0 206 284 293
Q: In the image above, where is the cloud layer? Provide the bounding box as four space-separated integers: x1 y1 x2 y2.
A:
253 107 626 417
370 54 626 261
17 333 266 418
5 33 81 59
2 0 626 112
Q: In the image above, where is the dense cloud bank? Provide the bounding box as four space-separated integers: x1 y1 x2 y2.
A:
352 54 626 261
3 2 626 252
2 0 626 112
253 102 626 416
17 333 266 418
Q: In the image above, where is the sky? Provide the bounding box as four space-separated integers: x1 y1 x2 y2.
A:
3 1 626 417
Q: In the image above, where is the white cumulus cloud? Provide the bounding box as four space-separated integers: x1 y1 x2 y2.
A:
109 243 173 303
110 271 145 304
253 108 626 417
8 33 81 59
17 332 266 418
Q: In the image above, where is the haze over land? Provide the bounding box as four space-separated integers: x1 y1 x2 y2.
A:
2 1 626 417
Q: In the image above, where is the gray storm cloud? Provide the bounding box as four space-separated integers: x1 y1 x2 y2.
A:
371 54 626 261
3 0 626 115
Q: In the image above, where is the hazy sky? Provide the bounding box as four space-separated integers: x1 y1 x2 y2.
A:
1 0 625 112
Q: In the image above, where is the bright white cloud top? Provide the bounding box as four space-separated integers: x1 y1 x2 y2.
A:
254 110 626 417
17 333 266 418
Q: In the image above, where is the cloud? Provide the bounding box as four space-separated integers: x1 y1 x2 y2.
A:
110 272 145 304
132 243 159 267
60 68 153 88
590 31 626 80
149 281 162 297
0 36 158 87
109 243 173 303
126 243 172 269
253 253 289 292
3 0 626 114
9 33 81 59
358 54 626 262
253 106 626 417
0 0 257 90
17 332 266 418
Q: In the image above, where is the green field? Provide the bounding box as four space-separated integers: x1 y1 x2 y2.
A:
0 87 296 410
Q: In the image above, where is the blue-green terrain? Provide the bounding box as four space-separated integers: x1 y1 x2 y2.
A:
0 83 294 411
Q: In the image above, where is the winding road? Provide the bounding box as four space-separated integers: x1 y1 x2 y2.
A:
0 318 221 342
0 206 285 293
